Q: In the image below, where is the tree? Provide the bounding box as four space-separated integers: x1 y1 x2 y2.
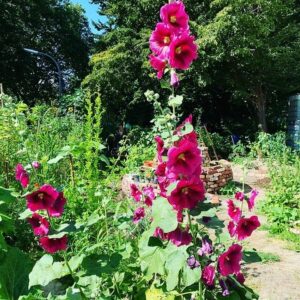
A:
0 0 93 103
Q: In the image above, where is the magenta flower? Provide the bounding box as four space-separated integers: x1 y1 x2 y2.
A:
26 184 59 212
228 221 236 237
169 34 198 70
235 216 260 241
133 207 145 224
32 161 40 169
218 244 243 276
143 187 155 207
198 237 213 256
47 192 66 218
160 1 189 33
235 191 244 201
166 227 192 247
167 139 201 177
227 200 242 223
39 235 68 254
248 189 259 211
15 164 29 188
149 54 167 79
169 177 205 210
130 184 142 202
170 69 180 87
155 136 165 163
27 213 49 236
236 272 245 284
201 265 215 288
150 23 173 56
154 227 166 239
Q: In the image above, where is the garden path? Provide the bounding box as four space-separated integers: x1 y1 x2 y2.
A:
220 163 300 300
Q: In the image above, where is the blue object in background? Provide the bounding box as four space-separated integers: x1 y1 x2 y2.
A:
287 94 300 150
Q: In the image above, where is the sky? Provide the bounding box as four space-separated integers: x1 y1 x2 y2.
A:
70 0 102 33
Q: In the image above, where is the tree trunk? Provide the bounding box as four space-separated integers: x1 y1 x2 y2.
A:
254 85 268 132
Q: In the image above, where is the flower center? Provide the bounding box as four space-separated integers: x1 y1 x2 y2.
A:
38 193 44 200
226 256 230 261
176 46 182 54
164 36 171 45
178 153 186 161
182 187 189 194
170 15 177 23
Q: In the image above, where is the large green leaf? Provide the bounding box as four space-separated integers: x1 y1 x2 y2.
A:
0 187 16 203
0 247 33 300
152 197 177 233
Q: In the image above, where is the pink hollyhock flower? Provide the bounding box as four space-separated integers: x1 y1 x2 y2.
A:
154 227 166 239
166 227 192 247
26 184 59 212
133 207 145 224
150 23 173 56
15 164 29 188
167 139 201 177
169 34 198 70
169 177 205 210
236 272 245 284
227 200 242 223
218 244 243 276
170 69 180 87
143 186 155 207
130 184 142 202
48 192 66 218
201 265 215 288
155 136 165 163
160 1 189 33
32 161 40 169
235 216 260 241
39 235 68 254
187 256 200 269
235 191 244 201
198 237 213 256
248 189 259 211
27 213 49 236
177 210 183 222
228 221 236 237
149 54 167 79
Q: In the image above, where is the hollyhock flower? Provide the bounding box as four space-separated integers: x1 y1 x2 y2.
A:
154 227 166 239
150 23 173 56
248 189 259 211
169 177 205 210
130 184 142 202
170 69 180 87
27 213 49 236
166 227 192 247
198 237 213 256
39 235 68 254
236 273 245 284
32 161 40 169
235 191 244 201
149 54 167 79
26 184 59 212
201 265 215 288
133 207 145 224
187 256 200 269
167 139 201 177
228 221 236 237
169 34 198 70
15 164 29 188
160 1 189 33
219 280 230 296
155 136 165 163
47 192 66 218
143 186 155 207
218 244 243 276
177 210 183 222
227 200 242 223
235 216 260 241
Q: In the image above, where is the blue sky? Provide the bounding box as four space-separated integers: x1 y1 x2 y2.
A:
70 0 102 33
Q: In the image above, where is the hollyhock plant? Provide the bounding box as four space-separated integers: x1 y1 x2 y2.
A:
133 207 145 224
155 136 165 162
236 273 246 284
198 237 213 256
218 244 243 276
47 192 66 218
15 164 29 188
130 184 142 202
201 265 216 288
26 184 59 212
227 200 242 223
169 177 205 210
39 235 68 254
248 189 259 211
235 216 261 241
228 221 236 237
143 187 155 207
27 213 49 236
170 69 180 87
235 191 244 201
169 34 198 70
150 23 173 56
160 1 189 33
149 55 167 79
166 227 192 246
187 256 200 269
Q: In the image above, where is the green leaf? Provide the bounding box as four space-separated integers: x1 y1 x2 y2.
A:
242 250 262 264
168 95 183 108
28 255 69 288
18 209 32 220
0 247 33 300
0 187 16 203
182 263 201 287
152 197 178 233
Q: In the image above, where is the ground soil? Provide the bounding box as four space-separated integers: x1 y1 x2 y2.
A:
218 162 300 300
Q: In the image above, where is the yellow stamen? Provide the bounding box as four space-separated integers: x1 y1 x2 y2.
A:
170 16 177 23
182 187 189 194
178 153 185 161
164 36 171 44
176 46 182 54
38 193 44 200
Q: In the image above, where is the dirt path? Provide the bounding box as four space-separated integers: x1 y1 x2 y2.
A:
226 163 300 300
